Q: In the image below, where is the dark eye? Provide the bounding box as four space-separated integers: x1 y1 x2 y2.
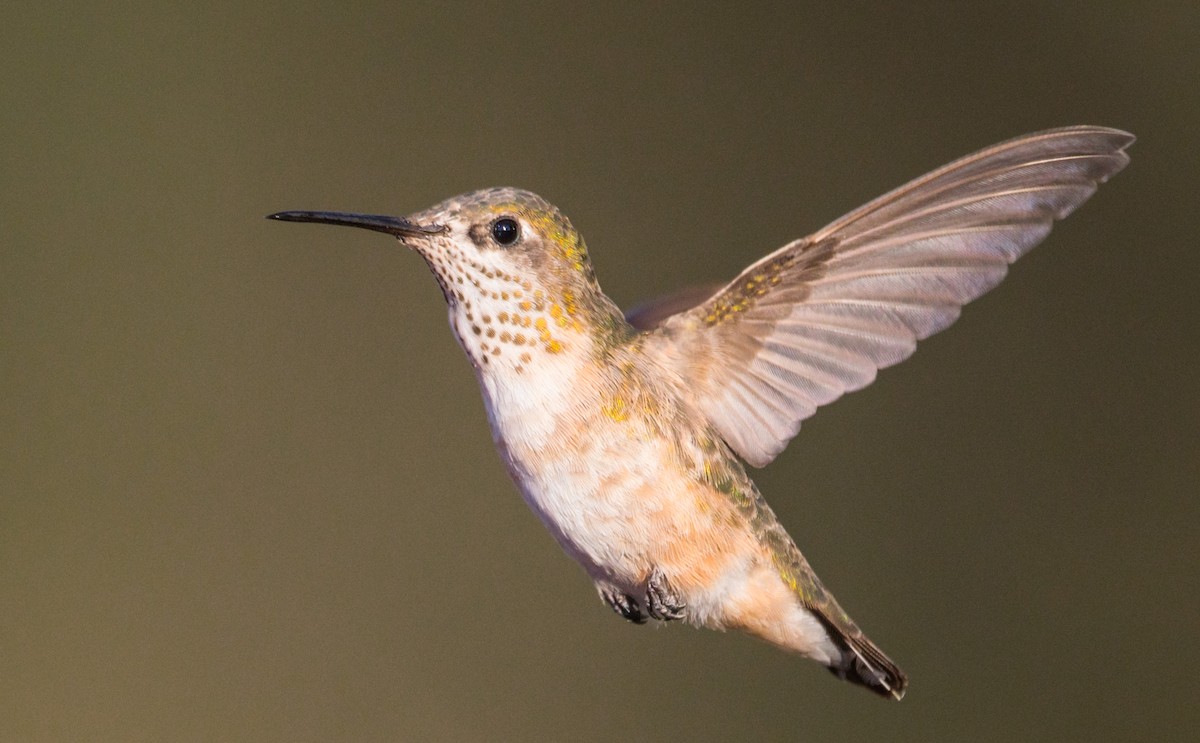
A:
491 217 520 246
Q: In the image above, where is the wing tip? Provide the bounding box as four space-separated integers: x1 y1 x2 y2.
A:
1025 124 1135 149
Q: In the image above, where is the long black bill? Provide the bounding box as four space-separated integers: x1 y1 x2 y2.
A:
267 210 445 237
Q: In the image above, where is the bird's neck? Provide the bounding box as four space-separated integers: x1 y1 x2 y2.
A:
445 279 631 375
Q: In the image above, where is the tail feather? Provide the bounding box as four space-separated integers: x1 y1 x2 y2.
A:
826 629 908 700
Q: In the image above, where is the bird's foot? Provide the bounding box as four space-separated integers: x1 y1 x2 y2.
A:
646 568 686 621
598 583 648 624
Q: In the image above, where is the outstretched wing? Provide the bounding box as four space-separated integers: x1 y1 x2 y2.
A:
643 126 1134 467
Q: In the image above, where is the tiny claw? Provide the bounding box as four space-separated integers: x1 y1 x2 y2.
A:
599 585 648 624
645 568 686 622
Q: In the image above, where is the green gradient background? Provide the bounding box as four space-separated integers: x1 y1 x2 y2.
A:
4 3 1197 741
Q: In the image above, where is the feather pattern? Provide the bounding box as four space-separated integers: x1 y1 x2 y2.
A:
643 126 1134 466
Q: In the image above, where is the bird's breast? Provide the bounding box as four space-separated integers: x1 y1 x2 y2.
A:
478 361 661 581
475 356 756 596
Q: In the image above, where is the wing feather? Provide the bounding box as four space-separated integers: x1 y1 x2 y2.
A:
643 126 1133 466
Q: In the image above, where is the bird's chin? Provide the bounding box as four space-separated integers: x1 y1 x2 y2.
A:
400 235 434 254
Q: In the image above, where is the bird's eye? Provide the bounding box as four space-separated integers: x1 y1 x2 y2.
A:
490 217 520 246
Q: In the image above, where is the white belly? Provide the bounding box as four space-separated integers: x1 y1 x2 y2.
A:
477 360 678 589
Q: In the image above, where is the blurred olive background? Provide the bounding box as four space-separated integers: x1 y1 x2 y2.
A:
3 2 1197 741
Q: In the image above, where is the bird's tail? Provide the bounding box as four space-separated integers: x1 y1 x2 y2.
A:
822 621 908 700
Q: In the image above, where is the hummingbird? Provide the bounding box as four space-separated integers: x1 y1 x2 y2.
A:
270 126 1132 699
